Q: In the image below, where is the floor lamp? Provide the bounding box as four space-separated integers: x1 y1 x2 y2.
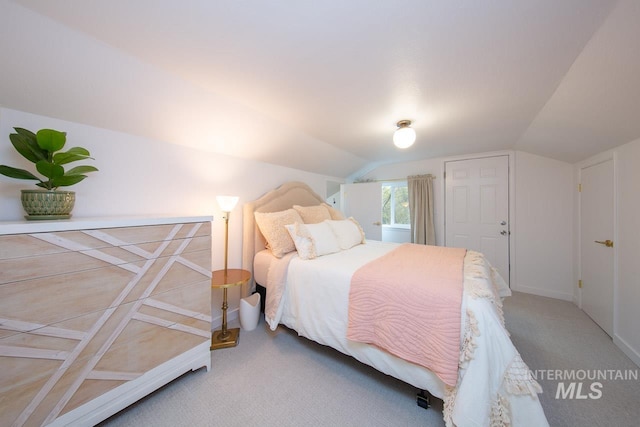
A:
210 195 240 350
217 195 239 273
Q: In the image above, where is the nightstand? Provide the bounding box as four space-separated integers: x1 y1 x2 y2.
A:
210 268 251 350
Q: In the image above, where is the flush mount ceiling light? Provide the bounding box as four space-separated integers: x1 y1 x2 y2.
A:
393 120 416 149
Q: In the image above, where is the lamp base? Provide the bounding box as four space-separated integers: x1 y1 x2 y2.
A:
210 327 240 350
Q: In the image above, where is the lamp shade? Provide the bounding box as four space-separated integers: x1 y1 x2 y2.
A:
216 195 239 212
393 120 416 149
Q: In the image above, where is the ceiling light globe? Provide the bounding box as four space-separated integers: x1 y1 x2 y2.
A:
393 126 416 149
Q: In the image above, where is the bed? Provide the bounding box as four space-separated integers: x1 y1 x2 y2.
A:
242 181 548 427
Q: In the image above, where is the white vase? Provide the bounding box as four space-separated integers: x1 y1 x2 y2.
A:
239 293 261 331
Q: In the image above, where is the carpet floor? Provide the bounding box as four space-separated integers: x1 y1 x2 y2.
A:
99 291 640 426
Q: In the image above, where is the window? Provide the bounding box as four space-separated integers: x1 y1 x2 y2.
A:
382 182 409 228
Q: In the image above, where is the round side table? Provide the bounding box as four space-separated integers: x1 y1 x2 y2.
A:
210 268 251 350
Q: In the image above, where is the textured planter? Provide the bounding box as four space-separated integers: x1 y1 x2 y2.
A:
21 189 75 220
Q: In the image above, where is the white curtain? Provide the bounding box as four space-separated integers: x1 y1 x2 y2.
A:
408 174 435 245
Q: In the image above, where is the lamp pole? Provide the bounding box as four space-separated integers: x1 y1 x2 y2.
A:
223 210 230 274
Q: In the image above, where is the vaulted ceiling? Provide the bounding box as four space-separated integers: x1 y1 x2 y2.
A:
2 0 640 177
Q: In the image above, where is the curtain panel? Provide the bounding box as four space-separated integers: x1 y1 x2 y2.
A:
408 174 435 245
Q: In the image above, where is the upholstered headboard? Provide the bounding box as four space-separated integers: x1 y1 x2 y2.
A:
242 181 326 292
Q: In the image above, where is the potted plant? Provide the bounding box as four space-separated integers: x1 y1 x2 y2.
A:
0 127 98 220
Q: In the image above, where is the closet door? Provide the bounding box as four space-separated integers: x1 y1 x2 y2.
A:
580 159 614 336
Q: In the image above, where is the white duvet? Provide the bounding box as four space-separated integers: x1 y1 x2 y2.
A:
262 241 549 427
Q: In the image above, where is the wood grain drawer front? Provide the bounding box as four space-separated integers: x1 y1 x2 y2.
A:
0 221 212 427
0 226 211 262
0 222 211 284
0 249 210 335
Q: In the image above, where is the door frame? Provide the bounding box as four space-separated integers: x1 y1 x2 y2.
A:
577 151 618 335
442 152 515 287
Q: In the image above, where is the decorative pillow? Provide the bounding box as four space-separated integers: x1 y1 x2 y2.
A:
254 209 304 258
285 222 341 260
325 218 365 250
292 204 332 224
322 203 346 220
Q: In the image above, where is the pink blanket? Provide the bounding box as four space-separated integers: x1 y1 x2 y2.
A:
347 243 466 387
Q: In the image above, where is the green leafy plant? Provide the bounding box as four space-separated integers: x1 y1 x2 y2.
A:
0 127 98 190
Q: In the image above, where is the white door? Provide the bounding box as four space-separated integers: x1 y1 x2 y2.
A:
445 156 510 284
341 182 382 240
580 159 614 336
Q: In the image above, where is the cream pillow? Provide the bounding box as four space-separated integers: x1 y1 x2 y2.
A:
285 222 341 260
325 218 365 250
254 209 304 258
322 203 346 220
292 204 332 224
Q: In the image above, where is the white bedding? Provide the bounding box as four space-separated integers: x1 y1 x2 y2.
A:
258 241 548 427
253 249 274 286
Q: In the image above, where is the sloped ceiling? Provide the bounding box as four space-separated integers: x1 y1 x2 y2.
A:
516 0 640 161
2 0 639 177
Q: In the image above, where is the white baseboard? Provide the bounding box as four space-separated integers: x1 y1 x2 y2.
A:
49 342 211 427
512 284 573 301
614 335 640 368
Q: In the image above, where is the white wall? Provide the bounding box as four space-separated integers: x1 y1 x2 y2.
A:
514 151 574 300
382 226 411 243
615 138 640 366
0 107 342 326
326 191 341 212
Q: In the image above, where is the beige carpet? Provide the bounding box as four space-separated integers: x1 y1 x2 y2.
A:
504 292 640 427
99 292 640 426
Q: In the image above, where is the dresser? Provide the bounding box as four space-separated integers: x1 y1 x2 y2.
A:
0 216 212 426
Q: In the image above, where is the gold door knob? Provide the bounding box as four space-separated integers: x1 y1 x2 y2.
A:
373 221 382 226
594 239 614 247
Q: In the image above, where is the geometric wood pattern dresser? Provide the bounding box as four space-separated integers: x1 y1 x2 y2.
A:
0 216 212 426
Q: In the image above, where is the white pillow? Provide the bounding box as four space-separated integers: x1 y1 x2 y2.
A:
285 222 341 260
325 218 365 250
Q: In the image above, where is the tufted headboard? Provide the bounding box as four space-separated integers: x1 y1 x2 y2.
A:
242 181 326 293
